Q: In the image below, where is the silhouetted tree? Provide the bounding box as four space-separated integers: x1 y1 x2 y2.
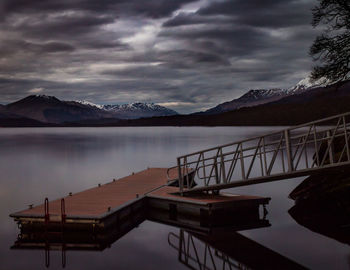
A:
310 0 350 82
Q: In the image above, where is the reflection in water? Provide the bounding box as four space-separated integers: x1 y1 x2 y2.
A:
11 205 283 269
13 216 144 267
13 222 142 267
168 230 307 270
11 204 305 269
289 172 350 245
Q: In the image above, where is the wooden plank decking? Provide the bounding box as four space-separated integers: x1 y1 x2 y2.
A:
11 168 174 219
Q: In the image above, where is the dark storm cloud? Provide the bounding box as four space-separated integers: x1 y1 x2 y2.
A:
0 0 197 19
8 14 129 50
163 12 234 27
1 0 197 49
198 0 314 27
41 42 75 53
0 0 319 112
157 50 231 68
4 12 126 50
159 0 317 71
161 0 316 63
101 65 190 79
163 0 313 29
0 40 75 57
13 14 115 38
160 25 274 57
158 0 319 96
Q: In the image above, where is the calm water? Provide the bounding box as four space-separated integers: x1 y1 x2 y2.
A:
0 127 349 269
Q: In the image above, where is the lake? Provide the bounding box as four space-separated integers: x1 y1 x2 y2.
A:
0 127 349 269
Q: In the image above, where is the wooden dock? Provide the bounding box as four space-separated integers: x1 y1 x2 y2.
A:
10 168 270 233
11 167 272 269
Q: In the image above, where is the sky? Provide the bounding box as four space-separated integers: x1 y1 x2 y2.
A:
0 0 320 113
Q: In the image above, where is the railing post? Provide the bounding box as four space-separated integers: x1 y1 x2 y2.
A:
284 130 294 172
343 116 350 161
177 157 183 195
240 143 246 179
220 149 227 184
326 130 334 164
214 157 220 184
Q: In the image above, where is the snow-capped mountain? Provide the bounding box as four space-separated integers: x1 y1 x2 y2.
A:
4 95 178 123
74 101 178 119
102 102 173 112
107 102 178 119
74 100 104 110
204 76 330 115
237 88 286 101
204 88 289 114
287 76 330 93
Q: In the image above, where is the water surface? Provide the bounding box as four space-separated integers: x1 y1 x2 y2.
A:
0 127 349 269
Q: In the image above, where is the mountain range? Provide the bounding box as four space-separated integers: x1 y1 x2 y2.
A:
202 76 330 115
74 100 178 120
0 76 349 127
108 78 350 127
1 96 178 124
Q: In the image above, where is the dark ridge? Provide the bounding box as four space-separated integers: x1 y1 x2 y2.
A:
2 80 350 127
0 117 53 127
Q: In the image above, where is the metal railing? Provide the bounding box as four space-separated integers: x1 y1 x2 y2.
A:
176 112 350 194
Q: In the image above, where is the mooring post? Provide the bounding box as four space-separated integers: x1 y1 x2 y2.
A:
61 198 66 226
44 197 50 265
44 198 50 225
284 130 294 172
61 198 66 269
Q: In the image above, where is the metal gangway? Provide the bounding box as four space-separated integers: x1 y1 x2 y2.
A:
176 112 350 195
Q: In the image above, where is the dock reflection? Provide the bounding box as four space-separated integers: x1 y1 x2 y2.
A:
168 229 307 270
11 203 305 269
12 217 144 267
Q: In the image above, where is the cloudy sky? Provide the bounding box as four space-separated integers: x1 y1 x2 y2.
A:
0 0 320 113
